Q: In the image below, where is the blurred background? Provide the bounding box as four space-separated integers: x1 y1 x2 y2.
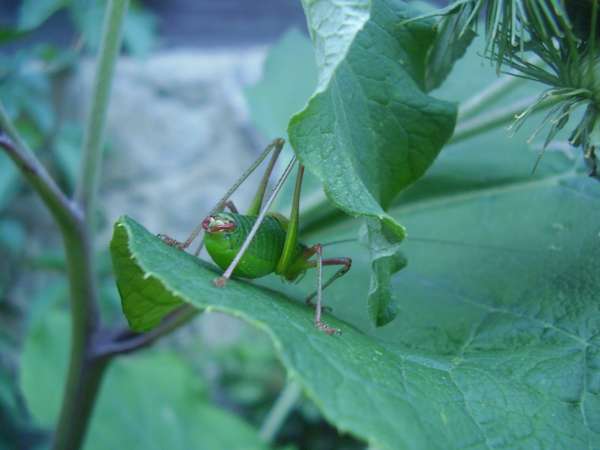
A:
0 1 371 449
2 2 590 450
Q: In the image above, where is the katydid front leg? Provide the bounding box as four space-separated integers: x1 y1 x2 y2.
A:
158 200 238 249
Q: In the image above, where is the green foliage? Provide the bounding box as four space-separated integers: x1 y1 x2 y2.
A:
15 0 156 54
110 31 600 448
359 218 407 326
21 309 270 450
0 328 45 450
112 156 600 448
0 1 158 447
289 0 457 325
18 0 68 31
291 0 456 220
4 0 600 448
430 0 600 176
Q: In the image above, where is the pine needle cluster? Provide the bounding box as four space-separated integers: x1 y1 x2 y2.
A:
437 0 600 176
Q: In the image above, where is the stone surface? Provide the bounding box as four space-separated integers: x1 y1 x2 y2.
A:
71 48 271 244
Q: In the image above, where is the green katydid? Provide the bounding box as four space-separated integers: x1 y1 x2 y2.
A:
159 138 351 335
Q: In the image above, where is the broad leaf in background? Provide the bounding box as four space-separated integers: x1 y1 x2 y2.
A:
20 310 269 450
112 37 600 449
122 1 158 57
112 161 600 449
289 0 457 325
72 0 157 55
0 161 20 212
18 0 66 31
0 334 44 450
245 28 322 213
245 29 316 142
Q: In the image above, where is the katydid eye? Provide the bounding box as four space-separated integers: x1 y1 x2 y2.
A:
202 216 236 233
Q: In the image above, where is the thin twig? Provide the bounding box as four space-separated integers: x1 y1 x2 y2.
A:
458 74 524 120
1 89 104 450
450 94 560 145
94 305 199 358
0 106 81 229
52 2 130 450
259 380 302 443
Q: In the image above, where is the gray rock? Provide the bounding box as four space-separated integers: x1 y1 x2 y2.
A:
70 47 278 340
72 47 270 244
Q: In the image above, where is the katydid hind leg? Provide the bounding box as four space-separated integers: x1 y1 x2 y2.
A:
313 244 341 335
304 244 352 309
246 141 284 216
224 200 238 213
275 165 304 276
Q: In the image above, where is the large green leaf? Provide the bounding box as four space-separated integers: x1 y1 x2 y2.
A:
289 0 456 227
20 310 269 450
111 44 600 447
111 18 600 450
112 152 600 448
113 217 415 448
288 0 457 325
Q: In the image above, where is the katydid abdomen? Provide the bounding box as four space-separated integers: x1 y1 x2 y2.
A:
203 212 306 279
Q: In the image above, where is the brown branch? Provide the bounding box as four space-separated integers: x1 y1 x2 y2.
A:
93 305 199 359
0 133 82 230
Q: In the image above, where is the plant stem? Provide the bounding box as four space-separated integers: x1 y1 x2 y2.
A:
53 2 129 450
259 380 302 443
76 0 129 232
0 101 103 450
299 92 564 234
94 305 200 358
0 107 80 229
450 94 560 145
458 74 524 120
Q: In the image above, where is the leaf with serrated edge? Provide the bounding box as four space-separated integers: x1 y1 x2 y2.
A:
111 34 600 450
111 216 472 450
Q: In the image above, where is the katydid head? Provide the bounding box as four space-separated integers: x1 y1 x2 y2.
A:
202 213 236 234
